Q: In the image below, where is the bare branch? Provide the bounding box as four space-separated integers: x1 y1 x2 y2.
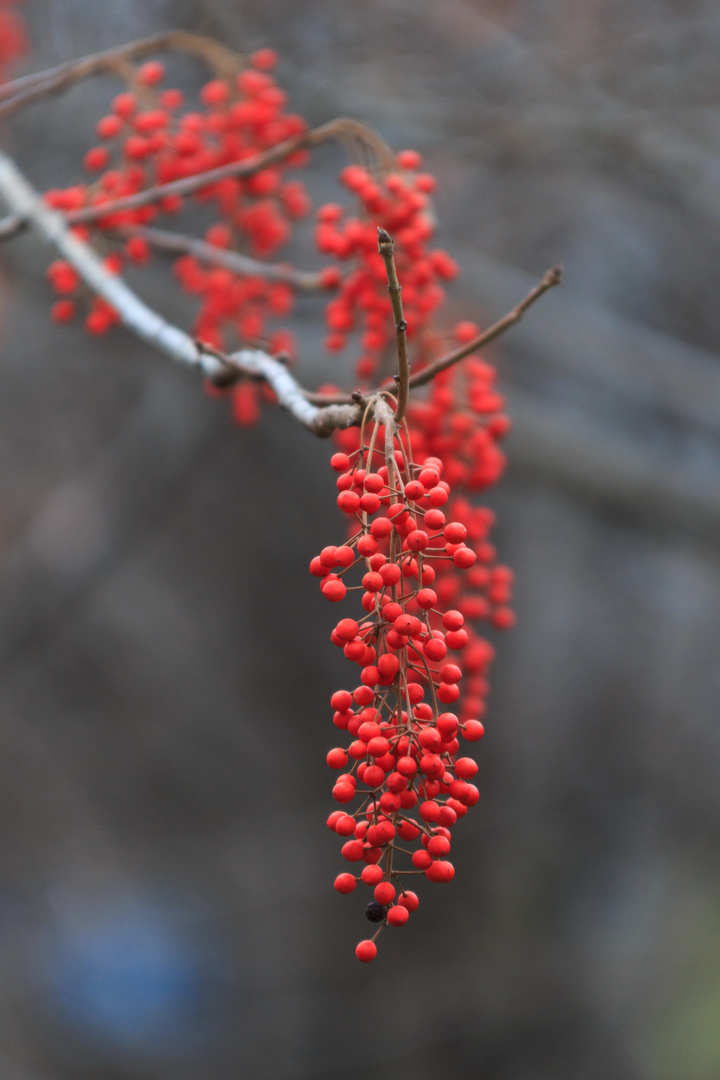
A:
119 224 331 291
377 228 409 424
0 31 242 116
0 149 361 436
407 265 562 390
301 267 562 409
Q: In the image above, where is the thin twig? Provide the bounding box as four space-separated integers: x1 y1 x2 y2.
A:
408 265 562 390
119 224 332 291
377 227 409 423
0 31 242 115
301 267 562 408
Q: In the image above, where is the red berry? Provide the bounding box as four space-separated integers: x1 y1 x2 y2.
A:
355 939 377 962
96 114 122 139
200 79 230 107
427 835 451 857
424 508 445 530
416 588 437 610
112 92 136 118
423 637 447 662
322 579 347 602
397 756 417 777
83 146 110 171
379 563 401 586
454 757 478 779
444 522 468 544
387 904 409 926
138 60 166 85
425 859 455 883
397 149 422 170
337 490 360 513
326 747 349 769
437 713 459 739
463 720 485 741
406 529 429 552
250 47 278 69
334 873 357 893
357 534 379 556
341 840 364 862
334 620 358 643
362 571 383 593
374 881 396 905
453 546 477 569
442 610 464 631
361 864 384 885
370 517 393 539
51 299 75 323
125 235 151 264
336 815 357 836
446 628 469 649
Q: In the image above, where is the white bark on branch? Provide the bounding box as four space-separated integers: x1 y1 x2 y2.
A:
0 151 361 436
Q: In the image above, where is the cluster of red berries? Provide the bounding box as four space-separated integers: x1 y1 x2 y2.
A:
44 50 315 359
40 46 485 426
332 383 514 728
402 321 515 648
317 153 459 383
313 428 493 960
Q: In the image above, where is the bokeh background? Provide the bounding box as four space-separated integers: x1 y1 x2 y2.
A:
1 1 720 1078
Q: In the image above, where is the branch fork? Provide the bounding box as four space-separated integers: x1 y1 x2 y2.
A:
0 38 561 437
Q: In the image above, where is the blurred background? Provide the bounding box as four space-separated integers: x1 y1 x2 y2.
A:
1 1 719 1077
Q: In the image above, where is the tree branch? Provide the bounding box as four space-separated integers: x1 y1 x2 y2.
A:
407 264 562 390
300 266 563 408
377 227 409 424
0 31 243 115
0 149 361 436
119 224 331 291
0 117 393 245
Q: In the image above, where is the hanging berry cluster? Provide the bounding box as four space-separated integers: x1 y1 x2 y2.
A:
0 33 562 962
312 400 511 962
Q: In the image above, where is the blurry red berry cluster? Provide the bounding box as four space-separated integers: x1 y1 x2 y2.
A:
44 49 313 351
40 46 493 427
